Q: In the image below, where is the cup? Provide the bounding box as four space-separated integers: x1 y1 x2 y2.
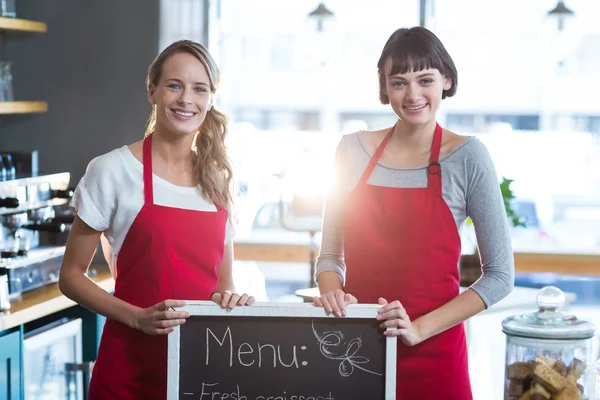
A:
8 277 22 300
0 62 14 101
0 274 10 311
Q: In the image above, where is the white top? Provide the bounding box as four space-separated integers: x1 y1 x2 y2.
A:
70 145 234 274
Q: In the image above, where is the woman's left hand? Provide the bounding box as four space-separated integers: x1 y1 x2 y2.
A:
376 297 424 346
211 290 255 308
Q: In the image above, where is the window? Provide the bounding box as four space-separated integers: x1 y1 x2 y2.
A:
235 109 268 129
446 114 540 132
297 111 320 131
164 0 600 259
588 117 600 134
270 34 295 70
235 109 320 131
484 115 540 131
240 36 266 68
573 115 600 134
339 112 397 132
267 110 297 130
446 114 477 133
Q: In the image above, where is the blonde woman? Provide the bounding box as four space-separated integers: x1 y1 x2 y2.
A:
59 40 254 399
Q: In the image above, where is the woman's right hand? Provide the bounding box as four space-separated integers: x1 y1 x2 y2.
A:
313 289 357 317
133 300 190 335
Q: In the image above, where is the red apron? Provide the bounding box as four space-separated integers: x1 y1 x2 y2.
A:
343 123 472 399
88 135 227 399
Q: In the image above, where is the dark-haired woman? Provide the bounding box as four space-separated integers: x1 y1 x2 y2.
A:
313 27 514 399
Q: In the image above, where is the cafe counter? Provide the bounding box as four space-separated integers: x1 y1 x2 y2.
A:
0 264 114 332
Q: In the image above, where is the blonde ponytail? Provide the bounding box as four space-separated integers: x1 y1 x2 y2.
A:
193 106 234 210
144 105 157 137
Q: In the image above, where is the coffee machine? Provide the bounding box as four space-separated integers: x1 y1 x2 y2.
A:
0 151 74 297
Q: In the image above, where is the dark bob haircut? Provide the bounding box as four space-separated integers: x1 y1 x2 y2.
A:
377 27 458 104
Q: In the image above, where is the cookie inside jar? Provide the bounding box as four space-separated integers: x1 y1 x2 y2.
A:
507 354 586 400
502 287 597 400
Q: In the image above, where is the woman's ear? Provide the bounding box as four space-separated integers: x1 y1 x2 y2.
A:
443 76 452 91
148 85 156 105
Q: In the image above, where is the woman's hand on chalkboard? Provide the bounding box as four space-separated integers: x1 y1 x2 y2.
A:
376 298 423 346
211 290 255 308
133 300 190 335
313 289 357 317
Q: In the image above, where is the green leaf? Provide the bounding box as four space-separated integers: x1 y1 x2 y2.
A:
500 177 526 228
465 177 527 255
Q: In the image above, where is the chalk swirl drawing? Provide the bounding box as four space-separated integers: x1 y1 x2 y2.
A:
312 321 383 377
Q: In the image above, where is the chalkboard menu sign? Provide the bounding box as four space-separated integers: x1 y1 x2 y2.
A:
168 302 396 400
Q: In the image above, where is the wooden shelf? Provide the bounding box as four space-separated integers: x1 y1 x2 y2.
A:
0 101 47 114
0 17 46 33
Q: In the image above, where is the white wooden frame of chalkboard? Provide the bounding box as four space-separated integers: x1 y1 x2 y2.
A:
167 301 397 400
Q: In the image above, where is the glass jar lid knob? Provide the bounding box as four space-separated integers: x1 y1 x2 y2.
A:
536 285 565 311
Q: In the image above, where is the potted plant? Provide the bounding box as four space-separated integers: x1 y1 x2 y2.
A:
459 177 525 286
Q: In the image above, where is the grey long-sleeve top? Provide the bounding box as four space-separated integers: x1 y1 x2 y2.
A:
315 132 515 308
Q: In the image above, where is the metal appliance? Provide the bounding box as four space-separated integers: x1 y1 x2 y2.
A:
0 171 74 298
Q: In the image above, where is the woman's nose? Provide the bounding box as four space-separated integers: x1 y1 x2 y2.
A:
177 88 192 105
406 83 421 101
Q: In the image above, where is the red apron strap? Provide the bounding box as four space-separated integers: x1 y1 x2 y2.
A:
358 127 394 185
142 135 154 205
427 123 443 194
359 124 443 192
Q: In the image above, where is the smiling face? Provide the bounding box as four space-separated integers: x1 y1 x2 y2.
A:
376 27 459 127
383 61 452 126
148 52 213 137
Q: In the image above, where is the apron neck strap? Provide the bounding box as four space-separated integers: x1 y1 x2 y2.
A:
358 127 393 185
358 122 443 188
143 135 154 205
427 123 443 193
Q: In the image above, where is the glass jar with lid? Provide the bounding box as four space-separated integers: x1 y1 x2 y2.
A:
502 286 597 400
